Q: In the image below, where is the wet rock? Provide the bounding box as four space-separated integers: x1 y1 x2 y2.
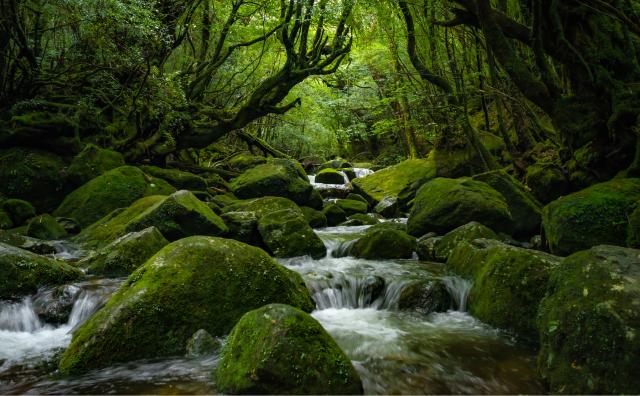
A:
349 228 416 260
346 193 368 204
26 214 68 240
33 284 80 324
301 206 328 228
67 144 125 187
220 211 261 245
323 203 347 226
58 236 314 375
140 165 208 191
222 196 303 218
216 303 363 395
258 209 326 259
335 199 368 217
54 166 175 227
537 245 640 394
432 222 499 261
339 213 379 227
398 279 453 314
185 329 221 357
317 159 353 172
0 230 57 255
374 196 399 218
416 236 442 261
315 168 346 184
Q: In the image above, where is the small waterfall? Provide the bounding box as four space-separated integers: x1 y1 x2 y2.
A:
442 276 472 312
0 298 42 332
353 168 374 178
68 291 103 328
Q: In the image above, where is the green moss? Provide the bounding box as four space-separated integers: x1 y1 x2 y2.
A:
407 178 513 237
346 193 368 204
185 329 220 357
433 221 498 261
222 196 303 218
0 147 69 212
301 206 328 228
54 166 176 227
349 228 416 259
125 190 228 241
216 303 363 395
67 144 125 186
2 199 36 226
26 214 67 240
0 242 83 299
220 211 261 246
0 210 12 230
537 245 640 394
340 213 379 226
318 159 352 171
525 162 570 204
322 203 347 226
258 209 327 259
139 166 207 191
58 236 314 375
542 178 640 255
315 168 346 184
335 199 368 216
227 153 267 171
79 226 169 277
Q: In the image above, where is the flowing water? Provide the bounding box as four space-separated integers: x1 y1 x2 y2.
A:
0 169 543 394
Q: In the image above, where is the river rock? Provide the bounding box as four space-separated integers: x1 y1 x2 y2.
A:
79 227 169 276
220 211 261 246
301 206 328 228
416 236 442 261
67 144 125 187
185 329 221 357
258 209 326 259
227 153 267 171
323 203 347 226
222 196 303 218
0 242 83 299
335 199 368 216
542 178 640 256
125 190 228 241
432 221 499 262
317 159 352 171
537 245 640 394
315 168 346 184
58 236 314 375
407 177 512 237
349 228 416 260
340 213 379 227
26 214 68 240
216 303 363 395
54 166 175 227
398 278 453 313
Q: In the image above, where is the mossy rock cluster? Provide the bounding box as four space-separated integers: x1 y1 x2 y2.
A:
0 242 83 299
349 228 416 260
315 168 346 184
139 165 208 191
542 178 640 256
54 166 176 227
216 303 363 395
58 236 314 375
447 239 561 342
258 209 326 259
407 177 513 237
67 144 125 187
79 227 169 277
537 245 640 394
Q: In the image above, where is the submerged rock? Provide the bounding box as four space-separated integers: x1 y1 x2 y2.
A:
54 166 175 227
542 178 640 256
216 303 363 395
349 228 416 260
58 236 314 375
537 245 640 394
258 209 326 259
0 242 83 299
407 177 512 237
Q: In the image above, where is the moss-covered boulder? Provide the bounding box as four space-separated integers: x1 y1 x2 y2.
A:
318 159 352 171
25 214 68 240
0 242 83 299
525 162 570 204
54 166 176 227
125 190 228 241
227 153 267 171
447 239 561 341
407 178 513 237
79 227 169 277
185 329 221 357
301 206 328 228
58 236 314 375
398 279 453 313
537 245 640 394
322 203 347 226
432 221 499 262
349 228 416 260
222 196 303 218
67 144 125 186
346 193 368 204
542 178 640 256
315 168 346 184
216 303 363 395
139 166 207 191
2 198 36 226
335 199 368 217
0 147 69 212
472 170 542 236
220 211 261 246
340 213 379 227
415 236 441 261
258 209 326 259
230 159 318 208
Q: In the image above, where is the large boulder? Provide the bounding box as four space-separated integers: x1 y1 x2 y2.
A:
54 166 175 227
216 304 363 395
0 147 69 212
542 178 640 256
26 214 68 240
315 168 346 184
537 245 640 394
407 178 513 237
67 144 125 187
447 239 561 341
230 159 318 208
0 242 83 299
349 228 416 260
125 190 228 241
79 227 169 277
322 203 347 226
139 166 208 191
258 209 326 259
472 170 542 236
58 236 314 375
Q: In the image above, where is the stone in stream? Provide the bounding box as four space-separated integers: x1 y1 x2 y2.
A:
322 203 347 226
58 236 314 375
216 303 363 395
257 209 326 259
542 178 640 256
447 238 561 342
300 206 328 228
398 278 453 313
185 329 221 357
54 166 176 227
0 242 83 299
222 196 303 218
349 228 416 260
317 159 353 172
537 245 640 394
25 214 68 240
339 213 379 227
315 168 346 184
374 196 400 218
407 177 513 237
430 221 499 262
335 199 368 216
415 236 442 261
79 226 169 277
346 193 368 204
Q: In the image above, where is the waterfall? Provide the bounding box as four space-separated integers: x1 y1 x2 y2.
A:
353 168 374 178
442 276 472 312
0 298 42 332
67 291 103 328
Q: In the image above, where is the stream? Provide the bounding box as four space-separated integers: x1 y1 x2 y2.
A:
0 170 543 394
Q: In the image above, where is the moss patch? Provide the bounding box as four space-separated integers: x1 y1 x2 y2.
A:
258 209 326 259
